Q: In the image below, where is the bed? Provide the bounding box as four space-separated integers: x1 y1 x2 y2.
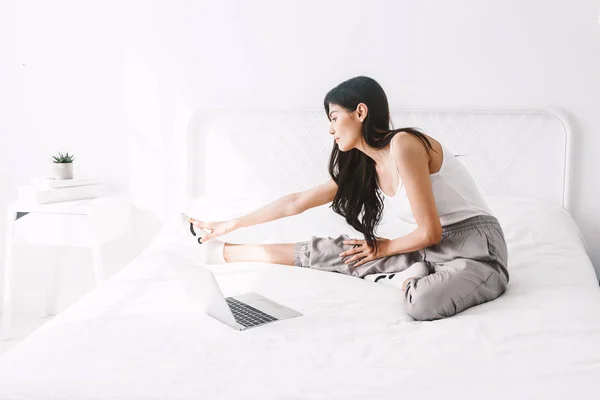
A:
1 108 599 400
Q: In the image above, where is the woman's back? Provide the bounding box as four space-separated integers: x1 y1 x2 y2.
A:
377 138 494 226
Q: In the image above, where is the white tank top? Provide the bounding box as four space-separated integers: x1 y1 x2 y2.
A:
376 138 494 226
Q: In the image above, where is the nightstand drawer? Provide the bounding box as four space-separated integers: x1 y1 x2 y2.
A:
12 204 130 247
14 214 94 247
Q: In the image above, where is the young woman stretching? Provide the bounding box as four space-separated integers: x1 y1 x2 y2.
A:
183 76 509 321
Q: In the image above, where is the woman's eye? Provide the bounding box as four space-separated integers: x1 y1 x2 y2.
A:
332 118 337 121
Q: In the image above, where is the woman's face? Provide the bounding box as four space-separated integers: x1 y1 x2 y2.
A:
328 103 366 151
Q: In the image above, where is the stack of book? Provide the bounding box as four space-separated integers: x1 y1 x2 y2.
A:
19 175 104 204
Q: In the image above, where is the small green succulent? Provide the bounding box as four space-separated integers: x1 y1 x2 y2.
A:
52 151 76 163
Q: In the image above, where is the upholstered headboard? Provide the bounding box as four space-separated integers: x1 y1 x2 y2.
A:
186 108 572 212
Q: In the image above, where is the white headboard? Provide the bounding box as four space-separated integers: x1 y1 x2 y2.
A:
186 108 572 212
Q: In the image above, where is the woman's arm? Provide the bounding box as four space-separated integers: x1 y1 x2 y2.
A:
234 178 338 229
293 178 338 214
386 133 443 255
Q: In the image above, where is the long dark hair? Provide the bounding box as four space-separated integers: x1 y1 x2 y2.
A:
324 76 438 255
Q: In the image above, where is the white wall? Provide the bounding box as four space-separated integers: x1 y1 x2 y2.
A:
1 0 600 314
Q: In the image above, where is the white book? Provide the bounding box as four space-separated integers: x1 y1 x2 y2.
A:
31 174 102 190
19 184 104 204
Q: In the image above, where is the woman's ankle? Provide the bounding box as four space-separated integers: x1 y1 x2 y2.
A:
222 243 231 263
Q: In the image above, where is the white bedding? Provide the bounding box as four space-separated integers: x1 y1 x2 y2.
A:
0 195 599 400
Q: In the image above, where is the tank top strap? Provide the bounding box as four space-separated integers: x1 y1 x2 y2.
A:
389 137 401 179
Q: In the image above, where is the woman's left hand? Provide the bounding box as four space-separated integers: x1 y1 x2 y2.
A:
339 238 391 268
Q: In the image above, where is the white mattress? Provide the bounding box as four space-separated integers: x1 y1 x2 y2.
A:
0 195 599 400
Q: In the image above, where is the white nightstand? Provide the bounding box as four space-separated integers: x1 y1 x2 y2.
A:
2 195 131 341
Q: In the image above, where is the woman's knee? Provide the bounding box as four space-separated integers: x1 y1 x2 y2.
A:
403 268 508 321
403 277 455 321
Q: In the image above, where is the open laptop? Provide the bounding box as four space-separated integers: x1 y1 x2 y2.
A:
169 253 303 331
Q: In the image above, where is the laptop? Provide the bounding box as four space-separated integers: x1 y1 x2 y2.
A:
169 253 303 330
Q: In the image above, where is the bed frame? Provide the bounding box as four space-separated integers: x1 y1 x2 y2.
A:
185 108 572 212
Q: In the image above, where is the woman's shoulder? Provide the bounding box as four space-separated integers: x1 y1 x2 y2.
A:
391 131 443 168
390 131 430 157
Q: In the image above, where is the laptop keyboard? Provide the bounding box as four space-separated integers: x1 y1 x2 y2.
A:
226 297 278 328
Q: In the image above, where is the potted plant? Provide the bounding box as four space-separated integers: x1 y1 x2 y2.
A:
51 150 76 179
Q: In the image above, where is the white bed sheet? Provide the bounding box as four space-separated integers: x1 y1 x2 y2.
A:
1 195 599 400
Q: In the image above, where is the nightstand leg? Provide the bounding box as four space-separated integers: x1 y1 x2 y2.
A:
47 255 59 316
92 244 105 287
88 213 105 287
2 210 17 341
40 250 59 318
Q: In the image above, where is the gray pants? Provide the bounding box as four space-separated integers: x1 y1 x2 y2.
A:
293 214 509 321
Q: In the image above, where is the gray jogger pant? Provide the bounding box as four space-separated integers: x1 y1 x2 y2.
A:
292 214 509 321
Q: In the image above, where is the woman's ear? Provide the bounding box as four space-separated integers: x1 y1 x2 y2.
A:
357 103 368 122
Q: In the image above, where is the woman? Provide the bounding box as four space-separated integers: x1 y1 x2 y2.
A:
185 76 509 321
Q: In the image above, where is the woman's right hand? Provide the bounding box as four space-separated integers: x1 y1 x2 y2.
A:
188 218 239 243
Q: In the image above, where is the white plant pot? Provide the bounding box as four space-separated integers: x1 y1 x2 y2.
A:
53 162 74 179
